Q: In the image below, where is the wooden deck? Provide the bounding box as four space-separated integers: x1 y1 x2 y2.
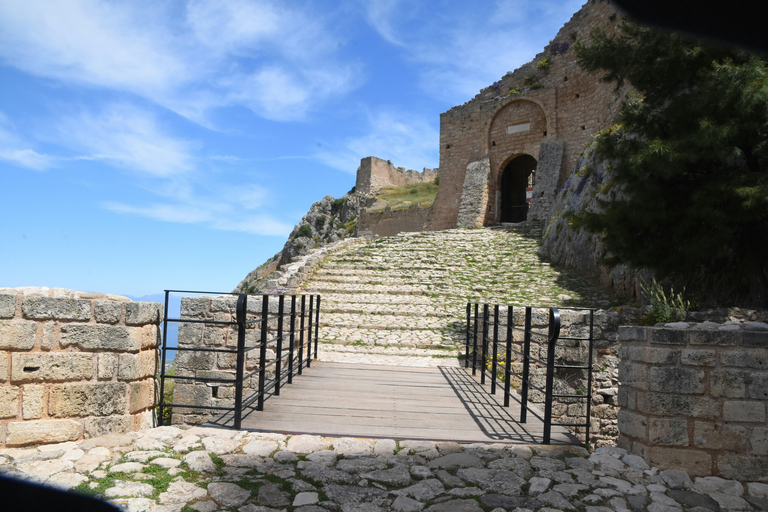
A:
207 362 578 445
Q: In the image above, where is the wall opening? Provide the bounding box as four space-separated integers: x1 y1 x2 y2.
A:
500 154 537 223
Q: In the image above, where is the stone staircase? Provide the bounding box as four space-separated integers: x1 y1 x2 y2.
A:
300 224 617 366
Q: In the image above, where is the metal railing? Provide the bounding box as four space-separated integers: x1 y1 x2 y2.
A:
465 302 595 444
158 290 321 429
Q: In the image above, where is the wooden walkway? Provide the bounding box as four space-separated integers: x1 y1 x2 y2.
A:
208 362 577 445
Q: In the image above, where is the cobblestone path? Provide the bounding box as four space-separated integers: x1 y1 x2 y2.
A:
303 225 618 366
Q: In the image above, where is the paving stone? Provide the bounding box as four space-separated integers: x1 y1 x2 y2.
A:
395 478 445 501
391 495 425 512
104 480 154 498
667 490 721 511
208 482 252 507
243 439 279 457
424 499 483 512
287 435 332 454
294 492 320 507
183 451 216 473
159 480 207 504
426 452 483 470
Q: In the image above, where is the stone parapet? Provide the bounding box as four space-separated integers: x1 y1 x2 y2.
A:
618 321 768 480
0 287 161 447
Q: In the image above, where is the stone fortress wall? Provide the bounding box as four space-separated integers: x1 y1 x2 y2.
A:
0 287 160 448
355 156 437 195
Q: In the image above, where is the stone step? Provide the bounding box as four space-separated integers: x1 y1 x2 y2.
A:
318 293 434 305
319 326 463 348
321 313 453 330
321 305 451 317
304 284 444 295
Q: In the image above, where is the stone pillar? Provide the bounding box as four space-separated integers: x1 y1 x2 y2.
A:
618 322 768 480
0 287 161 447
456 157 491 228
527 140 564 221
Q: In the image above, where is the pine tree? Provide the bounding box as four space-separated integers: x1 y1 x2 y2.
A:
575 22 768 307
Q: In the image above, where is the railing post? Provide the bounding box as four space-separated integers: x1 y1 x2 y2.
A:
480 304 489 385
158 290 170 426
520 306 532 423
586 309 595 446
288 295 296 385
543 307 561 444
306 295 314 367
275 295 284 396
472 303 479 376
234 293 248 429
504 306 512 407
298 295 305 374
491 304 499 394
314 295 321 360
257 294 269 411
465 303 471 368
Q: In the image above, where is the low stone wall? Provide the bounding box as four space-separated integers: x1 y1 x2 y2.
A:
358 204 432 237
0 287 161 447
617 322 768 480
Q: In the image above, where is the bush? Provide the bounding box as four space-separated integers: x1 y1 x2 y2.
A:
331 197 347 215
315 215 326 229
409 188 418 195
536 58 551 70
434 176 440 186
294 224 312 238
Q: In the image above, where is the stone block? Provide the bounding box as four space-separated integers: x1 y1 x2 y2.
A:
129 380 155 414
644 447 712 477
0 320 38 350
0 292 16 318
125 302 161 326
723 401 765 422
180 297 208 318
117 351 157 381
618 326 646 341
742 331 768 347
41 322 55 350
693 421 748 451
649 367 705 394
173 383 212 413
750 427 768 455
0 353 7 382
61 324 140 352
721 349 768 369
174 350 215 371
628 346 679 365
141 325 160 349
710 370 747 398
718 454 768 481
648 418 689 446
22 297 90 321
681 349 716 367
0 386 19 418
48 382 127 417
22 384 44 420
98 353 117 380
647 328 686 345
217 352 237 370
617 386 634 408
617 410 646 440
94 301 122 324
11 353 93 382
6 419 83 446
83 415 133 437
618 361 648 389
178 323 203 346
748 373 768 400
688 329 738 346
644 393 719 419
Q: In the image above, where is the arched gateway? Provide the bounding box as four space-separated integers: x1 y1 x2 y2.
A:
500 154 537 223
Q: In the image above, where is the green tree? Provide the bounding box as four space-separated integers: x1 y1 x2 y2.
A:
576 21 768 307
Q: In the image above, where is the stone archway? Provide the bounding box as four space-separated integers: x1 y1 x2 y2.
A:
500 154 537 223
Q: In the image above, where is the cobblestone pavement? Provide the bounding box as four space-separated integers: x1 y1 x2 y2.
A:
2 426 766 512
305 225 618 364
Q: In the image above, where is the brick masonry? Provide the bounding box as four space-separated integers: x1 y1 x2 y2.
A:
618 322 768 480
0 287 161 447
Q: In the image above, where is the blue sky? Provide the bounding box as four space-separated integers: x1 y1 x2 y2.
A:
1 0 584 297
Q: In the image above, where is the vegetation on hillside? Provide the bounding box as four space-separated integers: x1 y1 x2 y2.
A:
375 179 439 208
575 21 768 308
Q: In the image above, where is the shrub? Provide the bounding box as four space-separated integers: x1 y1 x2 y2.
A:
409 188 418 195
331 197 347 215
315 215 326 229
434 176 440 185
640 277 690 324
294 224 312 238
536 58 551 69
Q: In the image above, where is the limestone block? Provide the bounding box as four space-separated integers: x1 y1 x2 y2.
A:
709 370 747 398
83 415 133 437
22 384 44 420
11 353 93 382
178 323 203 346
0 386 19 418
681 349 717 366
0 353 7 382
99 353 117 380
647 328 686 345
748 372 768 400
618 326 645 341
528 140 564 221
456 157 491 229
644 393 719 419
644 446 712 477
94 300 122 324
688 329 739 346
125 302 162 326
617 410 646 440
173 383 212 413
750 427 768 455
0 292 16 318
723 401 765 422
742 331 768 347
0 320 38 350
721 349 768 369
61 324 140 352
180 297 208 318
41 322 55 350
618 361 648 389
117 351 157 381
648 417 689 446
6 419 83 446
693 421 748 451
649 367 705 394
174 350 215 371
129 380 155 414
627 346 679 365
22 297 90 321
141 325 160 350
718 454 768 481
48 382 127 417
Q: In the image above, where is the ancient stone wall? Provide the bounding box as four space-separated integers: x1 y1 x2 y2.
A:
358 204 432 237
427 0 625 231
618 322 768 480
356 156 438 195
0 287 160 447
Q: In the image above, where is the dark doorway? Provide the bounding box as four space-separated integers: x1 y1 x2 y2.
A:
500 155 537 223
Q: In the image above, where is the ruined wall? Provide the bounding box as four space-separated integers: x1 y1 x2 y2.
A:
358 204 432 238
618 322 768 480
356 156 438 195
0 287 160 447
427 0 625 230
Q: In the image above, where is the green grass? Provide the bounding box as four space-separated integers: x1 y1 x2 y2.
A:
376 182 438 207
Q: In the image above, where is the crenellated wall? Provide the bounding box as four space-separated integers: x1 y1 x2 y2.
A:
356 156 437 195
0 287 161 447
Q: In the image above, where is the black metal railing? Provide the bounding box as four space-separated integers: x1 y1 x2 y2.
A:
465 302 594 444
158 290 321 429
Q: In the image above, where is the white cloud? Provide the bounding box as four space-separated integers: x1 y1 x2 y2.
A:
316 110 438 174
0 113 58 171
186 0 281 53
